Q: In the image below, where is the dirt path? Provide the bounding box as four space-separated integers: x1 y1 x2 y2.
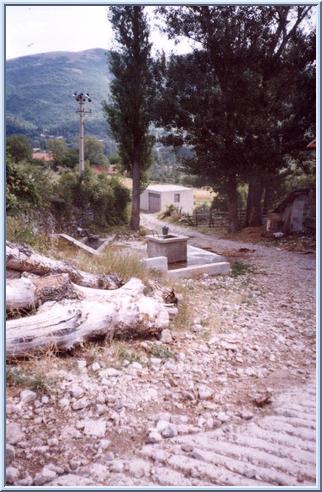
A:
49 380 316 487
6 215 317 486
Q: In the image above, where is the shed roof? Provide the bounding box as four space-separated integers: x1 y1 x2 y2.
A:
146 184 192 193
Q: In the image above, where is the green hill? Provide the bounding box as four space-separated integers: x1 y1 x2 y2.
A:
6 48 113 143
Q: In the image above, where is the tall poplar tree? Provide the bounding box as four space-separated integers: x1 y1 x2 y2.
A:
104 6 155 230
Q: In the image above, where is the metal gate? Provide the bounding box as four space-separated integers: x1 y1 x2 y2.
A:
148 192 161 212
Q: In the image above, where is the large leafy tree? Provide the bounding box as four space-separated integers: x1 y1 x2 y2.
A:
104 6 155 230
7 134 32 163
156 6 315 230
48 138 68 168
84 136 108 166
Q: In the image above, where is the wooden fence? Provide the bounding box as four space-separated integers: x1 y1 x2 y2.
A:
187 209 268 229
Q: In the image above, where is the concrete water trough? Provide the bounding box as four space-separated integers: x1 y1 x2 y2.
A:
145 232 230 277
167 245 230 278
146 233 189 264
54 233 114 256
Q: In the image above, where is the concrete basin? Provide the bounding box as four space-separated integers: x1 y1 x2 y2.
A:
146 234 189 264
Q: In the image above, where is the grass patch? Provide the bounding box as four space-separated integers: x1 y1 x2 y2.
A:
231 261 253 277
117 345 142 364
51 243 161 284
148 344 175 359
6 366 54 394
6 216 54 254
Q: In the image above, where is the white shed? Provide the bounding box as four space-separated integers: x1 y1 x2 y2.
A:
140 184 194 215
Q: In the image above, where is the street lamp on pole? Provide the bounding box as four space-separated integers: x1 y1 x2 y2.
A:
73 92 92 178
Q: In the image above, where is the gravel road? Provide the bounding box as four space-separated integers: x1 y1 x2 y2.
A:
6 216 317 487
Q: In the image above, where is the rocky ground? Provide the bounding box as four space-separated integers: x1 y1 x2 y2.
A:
6 215 317 487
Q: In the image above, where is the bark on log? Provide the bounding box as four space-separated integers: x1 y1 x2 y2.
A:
6 278 170 358
6 274 80 313
6 241 122 290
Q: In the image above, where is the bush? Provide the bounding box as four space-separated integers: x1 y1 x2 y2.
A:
51 165 130 228
194 202 210 215
7 134 32 162
6 150 52 214
159 204 178 219
7 150 130 232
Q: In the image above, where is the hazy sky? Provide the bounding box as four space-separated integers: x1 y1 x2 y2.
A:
5 5 193 60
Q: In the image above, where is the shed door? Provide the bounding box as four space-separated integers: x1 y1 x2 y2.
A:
148 193 161 212
290 197 305 232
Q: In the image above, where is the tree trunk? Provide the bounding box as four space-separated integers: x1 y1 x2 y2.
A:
6 277 170 358
6 241 122 290
246 176 264 227
227 176 239 233
262 180 274 213
6 274 79 313
130 161 141 231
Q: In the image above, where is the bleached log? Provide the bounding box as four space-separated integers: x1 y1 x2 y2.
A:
6 241 122 289
6 278 169 358
6 275 145 313
6 274 80 313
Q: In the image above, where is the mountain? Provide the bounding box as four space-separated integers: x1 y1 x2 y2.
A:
6 48 113 144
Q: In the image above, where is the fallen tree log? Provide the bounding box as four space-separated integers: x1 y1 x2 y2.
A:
6 241 122 290
6 278 170 358
6 274 148 313
6 274 80 313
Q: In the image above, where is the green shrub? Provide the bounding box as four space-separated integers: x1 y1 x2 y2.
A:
6 150 130 231
7 134 32 162
194 202 210 215
6 150 52 214
161 204 176 218
51 165 130 228
148 344 175 359
231 261 253 277
117 346 142 364
7 366 53 394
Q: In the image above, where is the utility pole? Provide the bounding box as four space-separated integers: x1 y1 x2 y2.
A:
73 92 92 178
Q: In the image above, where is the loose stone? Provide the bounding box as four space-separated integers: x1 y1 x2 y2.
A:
20 390 37 404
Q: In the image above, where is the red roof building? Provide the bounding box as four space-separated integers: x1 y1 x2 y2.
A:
32 151 53 162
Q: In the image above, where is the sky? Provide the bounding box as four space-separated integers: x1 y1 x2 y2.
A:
5 5 194 60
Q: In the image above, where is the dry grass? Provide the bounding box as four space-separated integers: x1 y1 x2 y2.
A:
50 241 163 284
166 281 193 331
6 216 54 254
193 187 216 206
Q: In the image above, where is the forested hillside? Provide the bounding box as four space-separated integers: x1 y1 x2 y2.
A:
6 48 112 142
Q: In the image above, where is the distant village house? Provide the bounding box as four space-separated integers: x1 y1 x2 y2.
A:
32 149 53 162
